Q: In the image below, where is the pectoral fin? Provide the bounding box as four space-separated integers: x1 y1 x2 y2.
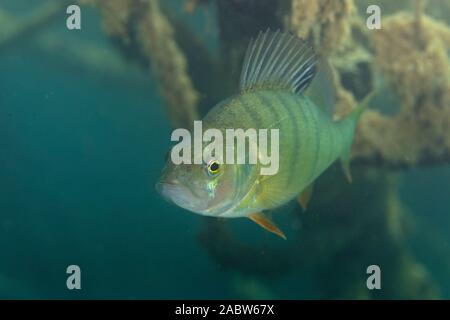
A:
248 212 287 240
297 184 314 211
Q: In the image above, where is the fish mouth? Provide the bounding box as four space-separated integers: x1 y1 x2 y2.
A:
156 181 208 213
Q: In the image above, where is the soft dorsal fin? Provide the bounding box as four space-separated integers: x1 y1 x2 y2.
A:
305 58 336 116
239 29 317 94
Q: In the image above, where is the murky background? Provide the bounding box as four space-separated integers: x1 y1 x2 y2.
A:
0 0 449 299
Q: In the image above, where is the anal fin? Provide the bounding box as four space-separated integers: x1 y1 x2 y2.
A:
248 212 287 240
297 184 314 211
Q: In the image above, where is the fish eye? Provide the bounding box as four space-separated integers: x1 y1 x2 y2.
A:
207 160 220 175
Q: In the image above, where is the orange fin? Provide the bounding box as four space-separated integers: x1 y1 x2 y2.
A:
249 212 287 240
297 184 314 211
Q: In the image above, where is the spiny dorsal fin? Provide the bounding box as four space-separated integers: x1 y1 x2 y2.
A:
239 29 317 95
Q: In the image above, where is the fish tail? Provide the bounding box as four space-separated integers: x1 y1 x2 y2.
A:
340 90 376 183
349 89 376 122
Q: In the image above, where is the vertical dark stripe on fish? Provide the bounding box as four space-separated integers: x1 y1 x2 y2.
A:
303 99 319 183
255 92 280 128
321 118 330 168
325 119 334 167
214 97 239 127
238 95 261 127
254 92 282 182
311 106 323 178
236 95 262 165
275 92 300 188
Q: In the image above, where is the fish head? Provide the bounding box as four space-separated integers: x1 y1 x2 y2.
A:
156 155 254 217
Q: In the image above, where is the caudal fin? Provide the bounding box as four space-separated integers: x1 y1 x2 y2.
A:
349 90 376 121
340 90 376 182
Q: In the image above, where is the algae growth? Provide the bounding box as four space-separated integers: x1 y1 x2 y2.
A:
1 0 450 299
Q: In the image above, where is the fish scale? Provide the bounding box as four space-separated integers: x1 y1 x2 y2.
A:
219 90 351 211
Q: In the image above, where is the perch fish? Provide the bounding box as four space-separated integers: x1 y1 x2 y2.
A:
157 30 372 239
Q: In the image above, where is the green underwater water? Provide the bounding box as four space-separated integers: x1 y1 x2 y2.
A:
0 0 449 299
